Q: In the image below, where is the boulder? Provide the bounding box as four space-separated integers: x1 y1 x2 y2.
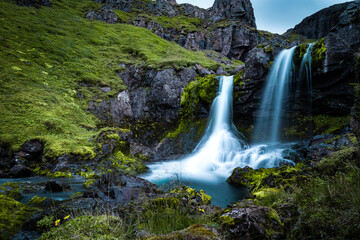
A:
195 64 213 77
45 180 64 192
8 165 32 178
96 172 159 204
220 206 283 240
21 140 43 156
86 5 118 24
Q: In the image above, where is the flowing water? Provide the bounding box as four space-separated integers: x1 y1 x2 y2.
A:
143 75 296 207
0 177 86 204
300 43 314 96
254 46 297 142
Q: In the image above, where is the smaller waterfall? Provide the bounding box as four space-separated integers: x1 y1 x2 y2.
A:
300 43 314 96
254 47 296 142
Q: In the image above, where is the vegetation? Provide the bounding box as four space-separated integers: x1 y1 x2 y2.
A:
0 0 218 158
0 194 35 240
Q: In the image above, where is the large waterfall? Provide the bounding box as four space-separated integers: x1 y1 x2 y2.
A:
143 75 294 184
142 48 309 206
254 46 296 142
144 76 247 183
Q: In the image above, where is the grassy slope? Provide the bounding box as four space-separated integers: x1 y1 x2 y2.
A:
0 0 219 158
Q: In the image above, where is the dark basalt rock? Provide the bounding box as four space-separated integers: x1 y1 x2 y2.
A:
95 172 159 204
90 67 197 126
17 0 51 8
8 164 32 178
45 180 65 192
210 0 256 28
220 205 283 240
286 2 352 39
22 140 43 155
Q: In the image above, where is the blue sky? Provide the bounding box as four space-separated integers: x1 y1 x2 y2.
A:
177 0 350 34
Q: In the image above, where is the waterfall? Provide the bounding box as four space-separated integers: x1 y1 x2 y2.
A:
143 75 294 184
299 43 315 136
300 43 314 96
144 76 248 182
254 47 296 142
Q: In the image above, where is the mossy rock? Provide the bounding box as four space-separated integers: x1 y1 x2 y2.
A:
294 43 310 67
180 75 219 121
311 38 326 70
0 194 35 240
219 205 284 239
27 195 46 206
227 163 311 195
315 146 359 175
170 186 212 206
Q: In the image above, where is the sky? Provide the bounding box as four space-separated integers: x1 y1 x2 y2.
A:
177 0 351 34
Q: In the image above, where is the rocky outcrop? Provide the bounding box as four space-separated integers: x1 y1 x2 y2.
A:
86 5 118 24
89 67 197 127
312 2 360 116
88 0 268 61
210 0 256 28
286 2 351 39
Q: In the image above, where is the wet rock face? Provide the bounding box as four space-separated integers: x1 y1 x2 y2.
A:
312 2 360 116
210 0 256 28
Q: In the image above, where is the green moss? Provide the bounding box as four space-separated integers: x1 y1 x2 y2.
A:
228 163 310 196
264 45 273 54
151 15 204 32
218 215 235 227
312 115 349 134
0 0 219 159
83 179 96 189
170 186 212 206
39 215 126 240
32 165 73 178
138 192 213 235
180 75 218 121
103 151 147 175
294 43 310 67
0 194 35 240
27 195 46 206
200 189 212 205
285 114 349 138
311 38 326 69
316 146 358 175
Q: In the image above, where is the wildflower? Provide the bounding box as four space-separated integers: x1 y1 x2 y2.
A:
64 215 70 220
55 219 60 227
199 208 205 213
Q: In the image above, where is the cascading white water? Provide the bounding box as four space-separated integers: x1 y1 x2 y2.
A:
254 47 296 142
143 76 294 185
144 76 247 182
300 43 314 95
